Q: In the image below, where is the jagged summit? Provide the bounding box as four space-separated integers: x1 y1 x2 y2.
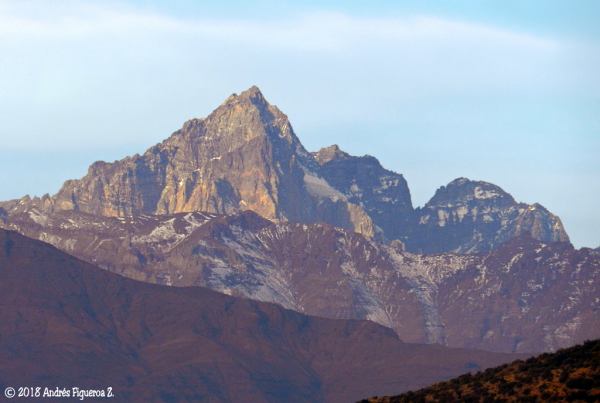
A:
239 84 264 99
0 87 571 254
0 87 377 237
39 87 318 221
312 144 351 165
175 85 302 150
220 86 268 109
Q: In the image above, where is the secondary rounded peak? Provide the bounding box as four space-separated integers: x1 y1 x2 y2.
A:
426 177 516 208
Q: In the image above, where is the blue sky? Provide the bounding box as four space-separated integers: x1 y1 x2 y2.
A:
0 0 598 248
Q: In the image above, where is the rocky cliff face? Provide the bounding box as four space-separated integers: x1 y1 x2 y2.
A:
0 88 571 254
3 208 596 354
1 87 375 237
313 145 414 242
408 178 570 254
0 228 522 403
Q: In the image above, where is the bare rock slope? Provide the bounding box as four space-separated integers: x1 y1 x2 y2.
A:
1 87 375 237
3 209 597 354
0 87 568 253
409 178 569 254
313 145 414 243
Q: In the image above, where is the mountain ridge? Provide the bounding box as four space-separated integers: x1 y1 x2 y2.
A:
0 227 524 402
0 86 569 254
1 86 380 239
409 177 569 253
2 207 596 354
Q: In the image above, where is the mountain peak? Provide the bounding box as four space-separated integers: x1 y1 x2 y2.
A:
312 144 351 165
0 88 571 255
427 177 515 208
241 85 262 96
221 85 266 108
410 177 569 254
4 86 375 236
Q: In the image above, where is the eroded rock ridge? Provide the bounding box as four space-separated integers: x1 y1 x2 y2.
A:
3 208 596 354
0 87 569 253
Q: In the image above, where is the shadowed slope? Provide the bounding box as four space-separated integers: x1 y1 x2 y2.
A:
2 209 598 354
0 229 521 402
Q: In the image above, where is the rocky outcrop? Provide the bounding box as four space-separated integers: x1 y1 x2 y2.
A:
407 178 569 253
3 208 596 354
0 228 522 402
2 87 375 237
313 145 414 242
0 88 570 253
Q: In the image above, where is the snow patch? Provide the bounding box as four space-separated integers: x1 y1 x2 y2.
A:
456 206 468 222
474 186 499 199
303 170 346 200
437 210 450 227
28 210 49 226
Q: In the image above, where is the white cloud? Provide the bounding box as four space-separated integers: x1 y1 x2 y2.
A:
0 3 559 53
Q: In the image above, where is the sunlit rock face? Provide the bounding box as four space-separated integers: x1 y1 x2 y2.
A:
408 178 569 254
0 88 569 252
4 87 375 237
48 86 318 221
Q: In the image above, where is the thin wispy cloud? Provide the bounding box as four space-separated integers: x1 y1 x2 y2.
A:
0 3 559 49
0 3 559 52
0 1 567 148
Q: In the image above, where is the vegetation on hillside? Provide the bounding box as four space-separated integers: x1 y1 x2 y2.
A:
359 339 600 403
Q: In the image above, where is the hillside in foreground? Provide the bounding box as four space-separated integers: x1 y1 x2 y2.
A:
0 228 523 402
360 339 600 403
